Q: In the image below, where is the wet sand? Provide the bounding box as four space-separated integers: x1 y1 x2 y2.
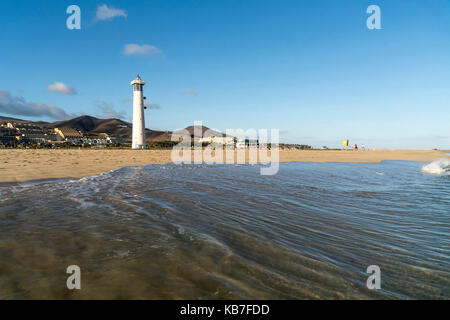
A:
0 149 446 183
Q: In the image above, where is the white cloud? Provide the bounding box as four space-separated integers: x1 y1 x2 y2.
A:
146 103 161 110
123 44 161 56
0 89 73 120
181 88 198 96
96 4 127 21
46 82 77 95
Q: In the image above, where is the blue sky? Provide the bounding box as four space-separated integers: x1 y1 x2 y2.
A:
0 0 449 149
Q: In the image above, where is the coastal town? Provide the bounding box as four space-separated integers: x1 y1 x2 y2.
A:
0 116 313 150
0 120 124 147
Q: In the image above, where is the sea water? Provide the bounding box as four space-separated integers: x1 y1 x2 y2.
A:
0 160 448 299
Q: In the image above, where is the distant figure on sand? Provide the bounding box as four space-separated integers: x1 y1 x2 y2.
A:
354 144 358 150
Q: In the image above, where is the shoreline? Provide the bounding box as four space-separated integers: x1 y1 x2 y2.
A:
0 149 447 183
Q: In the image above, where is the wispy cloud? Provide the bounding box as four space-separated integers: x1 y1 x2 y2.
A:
46 82 77 95
95 4 127 22
0 89 73 120
96 101 127 120
123 44 161 56
181 88 198 96
146 103 161 110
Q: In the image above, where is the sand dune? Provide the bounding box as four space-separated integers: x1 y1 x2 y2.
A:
0 149 446 183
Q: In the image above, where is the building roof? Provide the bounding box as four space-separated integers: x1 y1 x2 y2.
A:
55 127 83 138
130 75 146 86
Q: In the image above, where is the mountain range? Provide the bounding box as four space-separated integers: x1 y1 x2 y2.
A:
0 115 225 142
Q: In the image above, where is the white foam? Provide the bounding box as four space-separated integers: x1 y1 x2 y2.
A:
421 159 450 175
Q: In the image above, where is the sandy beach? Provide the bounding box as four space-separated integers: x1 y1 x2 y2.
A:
0 149 446 183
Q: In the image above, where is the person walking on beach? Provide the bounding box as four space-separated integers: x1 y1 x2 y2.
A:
354 144 358 150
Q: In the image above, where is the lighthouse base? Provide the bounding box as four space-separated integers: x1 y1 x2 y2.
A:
132 144 146 150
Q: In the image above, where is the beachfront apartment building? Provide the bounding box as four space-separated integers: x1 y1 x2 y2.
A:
19 132 62 144
0 126 18 146
54 127 84 141
0 124 122 146
81 134 109 145
54 128 123 145
198 136 235 145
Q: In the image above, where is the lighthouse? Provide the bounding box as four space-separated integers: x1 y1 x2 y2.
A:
130 75 146 149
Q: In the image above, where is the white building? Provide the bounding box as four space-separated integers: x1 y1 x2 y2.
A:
236 139 246 149
198 136 234 145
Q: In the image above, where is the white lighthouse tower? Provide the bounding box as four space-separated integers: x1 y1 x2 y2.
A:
130 75 146 149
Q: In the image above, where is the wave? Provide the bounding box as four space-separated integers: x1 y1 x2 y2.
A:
421 159 450 175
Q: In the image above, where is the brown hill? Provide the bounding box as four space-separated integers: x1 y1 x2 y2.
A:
183 125 225 138
45 116 172 142
0 116 32 123
1 114 224 142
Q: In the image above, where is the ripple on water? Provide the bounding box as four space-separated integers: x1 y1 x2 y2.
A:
0 161 448 299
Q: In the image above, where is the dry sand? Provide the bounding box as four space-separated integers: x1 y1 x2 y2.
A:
0 148 447 183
